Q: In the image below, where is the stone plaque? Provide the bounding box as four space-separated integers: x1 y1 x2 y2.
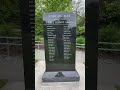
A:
42 12 80 82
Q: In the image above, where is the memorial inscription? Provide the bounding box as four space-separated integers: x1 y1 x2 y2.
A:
42 12 80 82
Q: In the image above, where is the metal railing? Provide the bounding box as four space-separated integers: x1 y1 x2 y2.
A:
76 43 85 49
98 42 120 52
0 37 120 57
0 37 22 57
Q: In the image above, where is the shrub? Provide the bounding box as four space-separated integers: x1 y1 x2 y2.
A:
0 23 20 37
99 24 120 42
76 25 85 37
35 35 41 41
76 36 85 44
99 24 120 49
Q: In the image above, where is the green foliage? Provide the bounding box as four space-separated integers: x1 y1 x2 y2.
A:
0 0 20 37
35 0 73 38
99 0 120 26
99 0 120 49
99 24 120 49
0 0 20 25
76 25 85 37
76 15 85 44
76 36 85 44
35 35 41 41
99 24 120 42
35 0 85 44
35 35 43 41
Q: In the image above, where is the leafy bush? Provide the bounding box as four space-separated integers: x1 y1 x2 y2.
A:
76 36 85 44
35 35 41 41
99 24 120 49
76 25 85 37
99 0 120 50
0 0 21 37
76 16 85 44
99 0 120 26
0 23 20 37
99 24 120 42
35 35 43 41
76 15 85 37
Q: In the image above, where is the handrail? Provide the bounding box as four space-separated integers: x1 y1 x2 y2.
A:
0 37 120 51
0 43 22 45
98 48 120 52
98 42 120 45
0 37 22 39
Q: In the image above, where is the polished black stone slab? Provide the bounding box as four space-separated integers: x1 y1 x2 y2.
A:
42 12 80 82
43 12 76 71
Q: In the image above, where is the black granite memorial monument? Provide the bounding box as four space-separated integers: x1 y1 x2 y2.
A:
42 12 80 82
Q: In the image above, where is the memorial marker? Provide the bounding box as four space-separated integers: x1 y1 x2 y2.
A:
42 12 80 82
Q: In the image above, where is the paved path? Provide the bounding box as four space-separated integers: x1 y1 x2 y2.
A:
35 49 85 90
97 58 120 90
35 49 120 90
1 48 120 90
0 56 25 90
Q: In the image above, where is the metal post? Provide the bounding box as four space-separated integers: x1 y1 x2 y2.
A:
7 38 9 57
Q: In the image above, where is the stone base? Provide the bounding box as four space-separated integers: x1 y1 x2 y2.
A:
42 70 80 82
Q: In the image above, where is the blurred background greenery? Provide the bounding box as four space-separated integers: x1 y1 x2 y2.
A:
0 0 120 49
35 0 85 44
99 0 120 49
0 0 21 37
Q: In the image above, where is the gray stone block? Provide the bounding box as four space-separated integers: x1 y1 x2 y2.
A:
42 70 80 82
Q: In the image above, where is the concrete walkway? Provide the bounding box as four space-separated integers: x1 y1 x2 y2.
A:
1 48 120 90
0 56 25 90
97 58 120 90
35 49 120 90
35 49 85 90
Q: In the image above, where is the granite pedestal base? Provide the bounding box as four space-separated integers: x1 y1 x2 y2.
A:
42 70 80 82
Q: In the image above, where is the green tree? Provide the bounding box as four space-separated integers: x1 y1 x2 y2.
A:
99 0 120 49
35 0 85 44
0 0 20 36
99 0 120 26
35 0 73 40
